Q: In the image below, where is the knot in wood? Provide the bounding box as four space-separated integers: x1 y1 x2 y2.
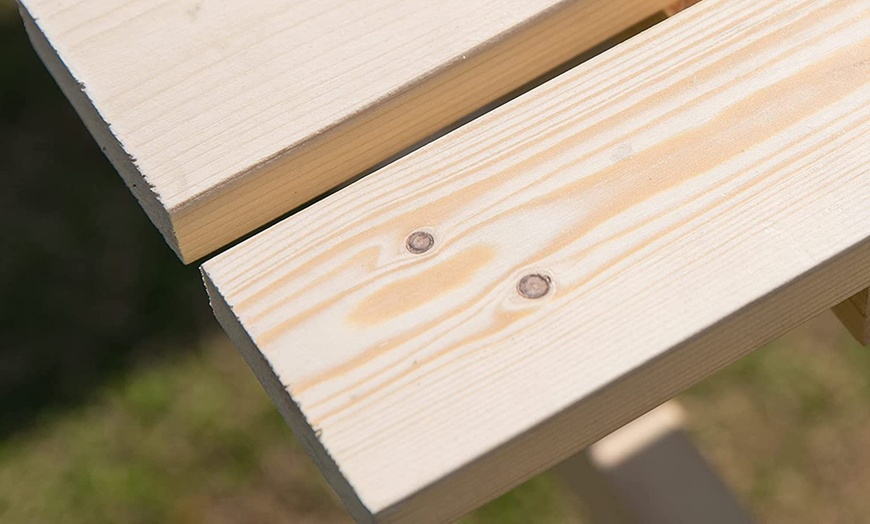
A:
517 274 551 299
406 231 435 254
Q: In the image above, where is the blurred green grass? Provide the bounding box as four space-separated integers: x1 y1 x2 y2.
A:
0 336 349 523
681 312 870 524
2 313 868 523
3 2 870 523
0 334 580 524
0 2 214 439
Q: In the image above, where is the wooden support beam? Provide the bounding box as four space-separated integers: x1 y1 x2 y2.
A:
203 0 870 521
834 289 870 345
19 0 672 262
555 403 753 524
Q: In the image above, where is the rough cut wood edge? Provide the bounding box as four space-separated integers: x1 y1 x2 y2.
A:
202 274 373 523
18 0 671 263
203 0 870 521
833 289 870 345
18 6 176 252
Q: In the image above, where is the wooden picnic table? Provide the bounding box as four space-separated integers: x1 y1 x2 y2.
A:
19 0 870 521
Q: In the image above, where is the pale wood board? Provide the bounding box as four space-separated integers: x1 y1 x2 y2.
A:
18 0 671 262
834 289 870 345
203 0 870 521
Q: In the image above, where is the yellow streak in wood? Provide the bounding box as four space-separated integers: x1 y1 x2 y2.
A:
254 5 869 416
347 245 496 327
299 25 870 408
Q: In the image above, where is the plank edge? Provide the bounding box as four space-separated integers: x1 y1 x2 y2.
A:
17 3 186 260
201 269 375 523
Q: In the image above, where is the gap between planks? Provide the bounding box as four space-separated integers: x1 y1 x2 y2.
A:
19 0 673 262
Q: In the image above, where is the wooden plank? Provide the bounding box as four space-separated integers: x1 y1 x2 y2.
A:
555 403 753 524
18 0 672 263
833 289 870 345
202 0 870 521
666 0 704 16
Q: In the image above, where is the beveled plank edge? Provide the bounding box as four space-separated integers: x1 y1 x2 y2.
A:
203 272 375 523
17 3 182 259
833 288 870 345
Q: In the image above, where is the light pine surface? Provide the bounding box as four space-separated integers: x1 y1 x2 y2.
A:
18 0 671 262
204 0 870 521
834 289 870 345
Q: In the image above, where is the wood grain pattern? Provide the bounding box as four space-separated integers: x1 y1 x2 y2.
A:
203 0 870 521
834 289 870 345
19 0 671 262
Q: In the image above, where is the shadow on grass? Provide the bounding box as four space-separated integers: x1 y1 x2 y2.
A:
0 10 217 439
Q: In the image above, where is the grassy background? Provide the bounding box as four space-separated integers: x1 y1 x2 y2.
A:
3 3 870 522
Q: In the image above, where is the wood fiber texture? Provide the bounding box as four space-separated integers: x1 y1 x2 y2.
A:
203 0 870 520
